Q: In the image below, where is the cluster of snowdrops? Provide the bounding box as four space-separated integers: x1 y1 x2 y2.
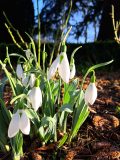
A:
0 41 113 160
8 45 97 138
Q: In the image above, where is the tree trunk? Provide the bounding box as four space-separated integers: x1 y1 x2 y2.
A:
97 0 120 41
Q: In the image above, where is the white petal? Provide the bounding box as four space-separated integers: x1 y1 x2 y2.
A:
22 73 29 86
47 56 59 80
58 52 70 83
84 83 97 105
25 49 32 59
29 87 42 111
16 64 23 79
70 64 76 79
8 111 20 138
19 110 30 135
29 74 36 88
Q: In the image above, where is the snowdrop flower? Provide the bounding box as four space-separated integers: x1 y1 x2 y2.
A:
28 79 42 111
8 110 30 138
22 73 29 86
47 50 70 83
16 64 23 79
58 52 70 83
84 82 97 105
25 49 32 59
47 56 59 80
29 73 36 88
70 63 76 79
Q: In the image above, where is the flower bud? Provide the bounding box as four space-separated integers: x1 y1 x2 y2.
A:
22 73 29 86
16 64 23 79
25 49 32 59
84 82 97 105
47 56 59 80
28 86 42 111
58 52 70 83
47 50 70 83
29 73 36 88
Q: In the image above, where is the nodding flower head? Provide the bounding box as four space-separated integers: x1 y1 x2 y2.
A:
25 49 32 59
16 64 23 79
8 110 30 138
58 52 70 83
28 79 42 111
84 82 97 105
22 73 29 86
47 46 70 83
29 73 36 88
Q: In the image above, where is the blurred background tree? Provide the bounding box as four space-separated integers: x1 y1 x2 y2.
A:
0 0 119 43
39 0 120 42
0 0 34 43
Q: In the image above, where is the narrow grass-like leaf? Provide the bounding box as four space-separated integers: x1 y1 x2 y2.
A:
10 94 27 104
57 133 68 148
9 53 27 62
69 91 90 142
0 98 11 125
0 111 8 146
58 104 73 113
71 46 82 59
25 109 40 128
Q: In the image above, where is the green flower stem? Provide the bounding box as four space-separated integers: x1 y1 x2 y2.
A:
37 0 41 67
90 70 96 83
6 47 16 75
58 78 61 106
0 60 16 96
13 155 21 160
47 80 54 116
5 23 23 51
25 33 37 66
80 60 114 91
3 12 28 49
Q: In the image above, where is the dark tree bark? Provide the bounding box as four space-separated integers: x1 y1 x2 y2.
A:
97 0 120 41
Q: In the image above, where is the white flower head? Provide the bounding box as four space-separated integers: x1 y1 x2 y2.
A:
28 79 42 111
28 87 42 111
58 52 70 83
16 64 23 79
47 56 59 80
25 49 32 59
47 52 70 83
84 82 97 105
29 73 36 88
8 110 30 138
22 73 29 86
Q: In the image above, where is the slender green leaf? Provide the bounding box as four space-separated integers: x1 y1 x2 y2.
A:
9 53 27 61
71 46 82 59
0 111 8 145
25 109 40 128
10 94 27 104
59 104 73 113
0 98 11 125
69 91 90 141
58 133 68 148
